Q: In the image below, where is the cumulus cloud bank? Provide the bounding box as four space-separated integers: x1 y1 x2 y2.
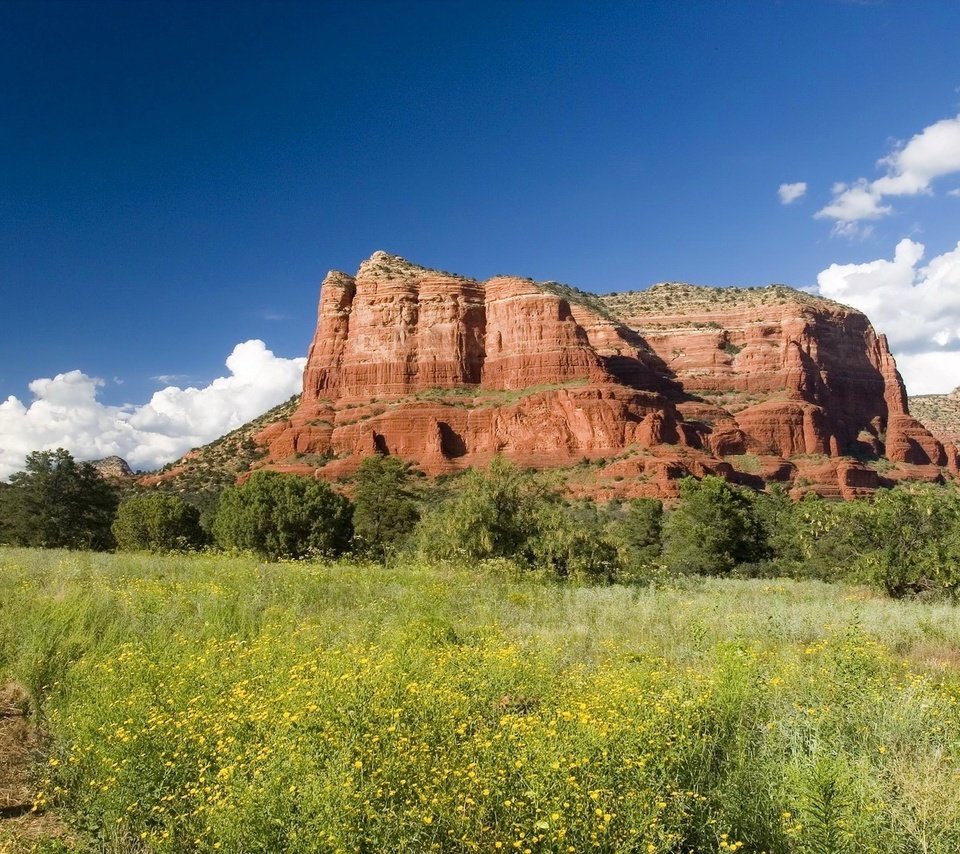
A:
817 239 960 394
778 182 807 204
816 114 960 236
0 340 306 480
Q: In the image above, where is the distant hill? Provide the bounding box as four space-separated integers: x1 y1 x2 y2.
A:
89 456 134 480
909 388 960 451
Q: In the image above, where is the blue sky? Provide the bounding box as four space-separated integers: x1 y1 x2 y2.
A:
2 0 960 474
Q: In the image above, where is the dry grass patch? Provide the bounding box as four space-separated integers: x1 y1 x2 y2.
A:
0 683 70 852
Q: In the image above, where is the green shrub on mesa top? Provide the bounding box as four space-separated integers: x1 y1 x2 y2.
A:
112 492 206 553
212 470 352 560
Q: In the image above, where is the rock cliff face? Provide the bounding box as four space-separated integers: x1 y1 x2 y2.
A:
253 252 953 499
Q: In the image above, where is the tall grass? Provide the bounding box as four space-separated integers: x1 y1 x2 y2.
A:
1 547 959 852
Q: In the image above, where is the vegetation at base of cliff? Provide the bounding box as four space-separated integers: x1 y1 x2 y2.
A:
7 449 960 602
212 471 353 560
5 455 960 851
351 455 420 560
2 549 960 852
111 493 206 554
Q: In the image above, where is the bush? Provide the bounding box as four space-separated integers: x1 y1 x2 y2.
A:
351 455 420 560
788 494 870 581
415 459 623 582
112 493 206 553
662 476 766 575
530 501 619 582
851 484 960 599
212 471 353 560
414 458 548 563
609 497 663 578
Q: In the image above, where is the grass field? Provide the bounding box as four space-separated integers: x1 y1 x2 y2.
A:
1 548 960 853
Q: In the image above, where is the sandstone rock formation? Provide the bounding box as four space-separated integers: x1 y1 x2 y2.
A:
247 251 953 499
89 456 133 480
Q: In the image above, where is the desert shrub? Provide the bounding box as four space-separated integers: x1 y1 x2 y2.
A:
112 492 206 553
414 459 622 580
609 497 663 578
662 476 767 575
351 455 420 560
851 484 960 599
729 486 806 578
414 457 548 563
0 448 117 550
212 471 352 560
787 486 960 597
529 501 619 582
787 494 867 581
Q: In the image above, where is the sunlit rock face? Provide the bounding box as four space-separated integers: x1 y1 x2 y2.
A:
253 252 951 499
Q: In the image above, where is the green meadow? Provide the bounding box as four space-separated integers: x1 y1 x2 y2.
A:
1 547 960 853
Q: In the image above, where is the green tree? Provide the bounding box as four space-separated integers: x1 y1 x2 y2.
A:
112 492 206 553
415 459 621 581
661 476 766 575
351 455 420 560
414 458 549 563
853 484 960 598
212 471 353 560
745 486 804 574
789 494 867 581
530 501 619 582
0 449 118 550
609 497 663 577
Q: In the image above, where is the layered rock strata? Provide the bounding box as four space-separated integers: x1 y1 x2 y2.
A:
253 252 953 499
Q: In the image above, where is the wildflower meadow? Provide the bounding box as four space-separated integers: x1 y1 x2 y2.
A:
1 547 960 852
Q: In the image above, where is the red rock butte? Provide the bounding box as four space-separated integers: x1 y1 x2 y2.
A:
253 251 955 500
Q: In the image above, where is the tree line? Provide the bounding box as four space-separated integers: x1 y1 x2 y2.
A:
2 448 960 600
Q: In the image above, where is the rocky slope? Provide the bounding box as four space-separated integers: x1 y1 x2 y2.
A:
237 251 954 500
141 395 301 493
909 388 960 452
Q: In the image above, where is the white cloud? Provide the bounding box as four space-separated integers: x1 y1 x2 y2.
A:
0 340 305 480
949 187 960 198
817 238 960 394
894 351 960 397
817 180 892 229
816 114 960 234
778 181 808 204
